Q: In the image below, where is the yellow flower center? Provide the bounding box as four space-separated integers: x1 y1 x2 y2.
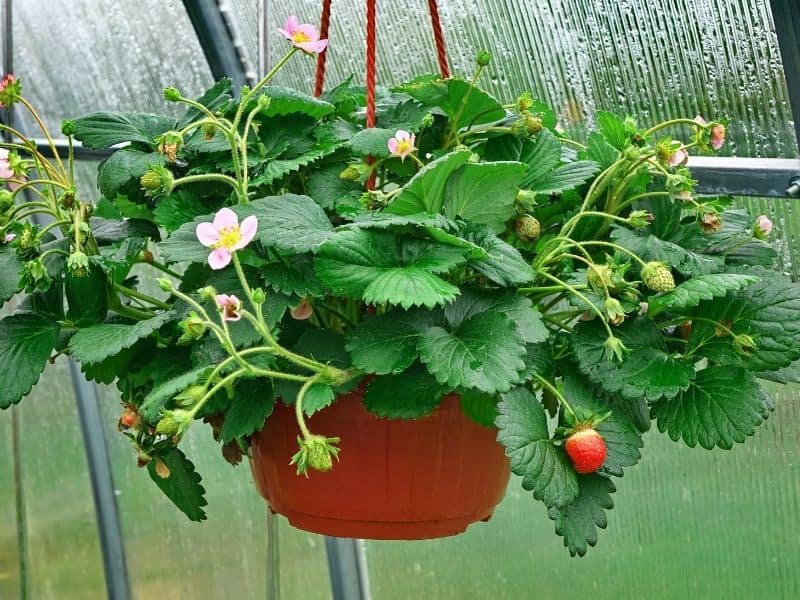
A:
215 226 241 250
396 140 412 155
292 32 311 43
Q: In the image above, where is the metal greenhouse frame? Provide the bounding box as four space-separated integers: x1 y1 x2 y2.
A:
3 0 800 598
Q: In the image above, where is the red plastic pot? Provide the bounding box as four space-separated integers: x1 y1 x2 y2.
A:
250 386 510 540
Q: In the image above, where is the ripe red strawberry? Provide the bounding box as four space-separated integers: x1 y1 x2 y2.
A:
565 428 607 474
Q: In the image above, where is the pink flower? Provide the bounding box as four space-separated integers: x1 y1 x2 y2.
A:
755 214 773 239
279 16 328 54
2 233 14 244
668 142 688 167
694 116 726 150
290 298 313 320
215 294 242 322
387 130 416 161
0 74 17 108
0 148 25 191
0 149 13 180
195 207 258 270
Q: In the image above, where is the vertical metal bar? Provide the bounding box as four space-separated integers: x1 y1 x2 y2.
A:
69 362 131 600
324 537 372 600
771 0 800 153
258 0 271 76
2 2 29 598
266 509 280 600
182 0 251 88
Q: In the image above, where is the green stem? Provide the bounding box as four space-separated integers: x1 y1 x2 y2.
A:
445 64 484 147
18 97 67 177
571 240 648 268
643 118 705 137
294 375 320 440
112 282 171 309
189 369 249 419
532 373 577 422
173 173 239 190
538 270 615 339
140 258 182 278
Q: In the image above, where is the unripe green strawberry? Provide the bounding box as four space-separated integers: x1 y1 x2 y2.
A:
641 261 675 293
515 214 541 241
587 264 614 292
565 428 607 474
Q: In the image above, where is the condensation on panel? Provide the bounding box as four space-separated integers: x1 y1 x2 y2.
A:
364 386 800 599
237 0 796 158
18 358 106 600
12 0 213 134
738 196 800 281
0 410 21 598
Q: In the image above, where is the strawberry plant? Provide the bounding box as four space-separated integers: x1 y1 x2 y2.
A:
1 16 797 556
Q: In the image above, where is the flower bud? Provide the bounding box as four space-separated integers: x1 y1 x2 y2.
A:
140 165 174 197
0 189 13 212
202 122 218 140
175 385 206 408
603 335 629 362
641 261 675 293
516 92 534 113
623 146 641 161
156 409 193 437
733 333 757 355
257 94 272 110
163 87 182 102
516 189 538 207
699 211 722 233
628 210 653 228
178 312 207 344
157 277 174 292
339 164 362 182
21 258 51 292
420 112 435 129
754 215 773 239
199 285 217 302
60 119 77 136
604 297 626 326
476 50 491 67
251 287 266 305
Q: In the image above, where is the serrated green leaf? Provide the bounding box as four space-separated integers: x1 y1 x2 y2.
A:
253 194 335 253
113 195 153 220
496 386 579 508
220 378 276 442
140 366 209 423
459 389 498 427
262 255 325 297
315 228 465 309
97 148 166 199
611 227 724 277
364 370 446 419
462 227 535 286
395 76 505 129
252 86 335 119
685 268 800 371
346 128 395 157
346 310 431 375
250 140 344 187
572 318 695 402
562 374 643 477
148 446 207 521
584 132 619 170
445 288 548 344
305 162 362 211
72 111 174 149
443 161 527 232
547 475 615 557
526 159 600 196
0 314 59 409
0 247 22 305
386 150 472 215
419 310 526 393
596 111 628 150
651 366 769 449
152 191 212 232
90 217 160 245
648 273 759 313
69 311 175 365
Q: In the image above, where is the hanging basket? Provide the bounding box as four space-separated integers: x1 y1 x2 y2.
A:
250 385 510 540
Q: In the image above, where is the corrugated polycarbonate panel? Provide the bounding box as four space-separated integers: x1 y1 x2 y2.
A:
12 0 214 134
232 0 796 158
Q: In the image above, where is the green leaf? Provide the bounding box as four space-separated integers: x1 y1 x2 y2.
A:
152 191 211 233
140 366 209 423
262 255 325 298
147 446 207 521
648 273 759 313
419 310 526 393
305 162 362 211
0 314 59 409
496 386 579 508
90 217 160 245
459 389 498 427
651 366 770 449
69 311 175 365
301 383 336 416
562 374 643 477
364 370 447 419
395 76 505 129
114 195 153 220
221 378 276 442
596 111 628 150
249 138 344 187
346 128 395 157
252 194 335 253
346 310 430 375
442 287 548 344
509 129 598 194
547 475 615 557
462 227 535 286
611 227 724 277
572 318 695 402
526 159 600 196
72 111 174 149
254 86 335 120
386 150 472 215
584 132 619 170
443 162 528 232
0 246 22 305
686 269 800 371
315 228 465 309
97 148 166 199
495 131 561 184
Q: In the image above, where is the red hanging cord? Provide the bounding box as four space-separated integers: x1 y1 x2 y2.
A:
313 0 333 97
365 0 377 189
426 0 450 78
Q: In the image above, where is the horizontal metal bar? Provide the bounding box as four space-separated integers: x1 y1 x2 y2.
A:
32 137 113 160
688 156 800 198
